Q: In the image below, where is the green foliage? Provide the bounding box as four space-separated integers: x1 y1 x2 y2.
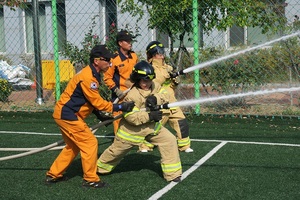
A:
268 38 300 81
0 79 13 102
174 40 300 108
59 80 69 94
118 0 286 54
60 15 102 68
99 79 112 102
198 40 300 95
105 22 118 53
53 80 68 99
0 0 27 10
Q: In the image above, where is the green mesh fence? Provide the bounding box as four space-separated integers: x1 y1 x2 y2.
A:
0 0 300 117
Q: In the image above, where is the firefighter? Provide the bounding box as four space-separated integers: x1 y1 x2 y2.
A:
46 45 135 188
142 41 193 153
97 60 182 182
103 30 138 134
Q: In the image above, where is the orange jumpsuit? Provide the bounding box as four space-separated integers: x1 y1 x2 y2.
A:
47 64 115 182
103 49 138 133
150 58 191 151
97 81 182 181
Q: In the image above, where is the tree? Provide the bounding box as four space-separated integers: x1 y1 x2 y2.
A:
117 0 287 54
0 0 27 10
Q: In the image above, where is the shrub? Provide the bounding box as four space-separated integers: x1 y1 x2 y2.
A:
0 79 13 102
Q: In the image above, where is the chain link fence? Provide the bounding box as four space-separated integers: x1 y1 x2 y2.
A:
0 0 300 117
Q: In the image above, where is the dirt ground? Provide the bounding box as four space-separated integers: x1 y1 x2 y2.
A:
0 89 56 111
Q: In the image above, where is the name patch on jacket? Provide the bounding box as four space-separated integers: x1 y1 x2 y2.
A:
90 82 98 90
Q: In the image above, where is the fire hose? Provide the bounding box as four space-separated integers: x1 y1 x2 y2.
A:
2 86 300 161
0 87 133 162
0 114 123 161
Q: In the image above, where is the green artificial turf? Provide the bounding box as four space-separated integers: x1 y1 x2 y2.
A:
0 111 299 200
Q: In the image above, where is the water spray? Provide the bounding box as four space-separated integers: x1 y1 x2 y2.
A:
172 31 300 75
158 87 300 109
2 87 300 161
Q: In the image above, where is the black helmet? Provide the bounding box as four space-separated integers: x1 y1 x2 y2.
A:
130 61 156 83
146 41 165 60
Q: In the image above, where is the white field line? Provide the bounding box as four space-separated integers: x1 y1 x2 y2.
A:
191 139 300 147
0 131 114 151
148 141 227 200
0 131 61 136
1 131 300 199
147 139 300 200
1 131 300 150
0 146 65 151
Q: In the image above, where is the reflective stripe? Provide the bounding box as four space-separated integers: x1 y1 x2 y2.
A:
124 106 139 118
143 140 155 148
117 129 145 143
177 137 191 147
159 84 177 109
97 160 114 172
153 122 162 135
159 88 167 94
162 79 172 87
161 162 182 173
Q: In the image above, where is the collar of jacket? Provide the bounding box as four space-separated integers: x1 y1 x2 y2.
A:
136 81 156 98
151 58 164 67
89 64 102 83
118 48 133 61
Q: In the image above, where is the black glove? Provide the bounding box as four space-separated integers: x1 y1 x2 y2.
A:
169 70 184 78
145 95 157 109
172 76 180 85
92 110 114 126
118 101 135 112
148 110 163 122
169 72 179 79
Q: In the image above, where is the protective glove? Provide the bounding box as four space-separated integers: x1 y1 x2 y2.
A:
172 76 181 85
113 88 124 99
145 95 157 109
92 110 114 126
169 72 179 79
169 70 184 78
148 110 163 122
114 101 135 112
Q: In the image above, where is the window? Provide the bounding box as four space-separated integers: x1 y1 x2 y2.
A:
25 4 47 53
56 3 66 51
156 31 169 48
0 8 5 52
106 0 117 35
229 25 245 47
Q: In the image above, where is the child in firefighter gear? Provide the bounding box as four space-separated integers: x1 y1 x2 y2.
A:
103 30 139 134
46 45 135 188
143 41 194 153
97 61 182 182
